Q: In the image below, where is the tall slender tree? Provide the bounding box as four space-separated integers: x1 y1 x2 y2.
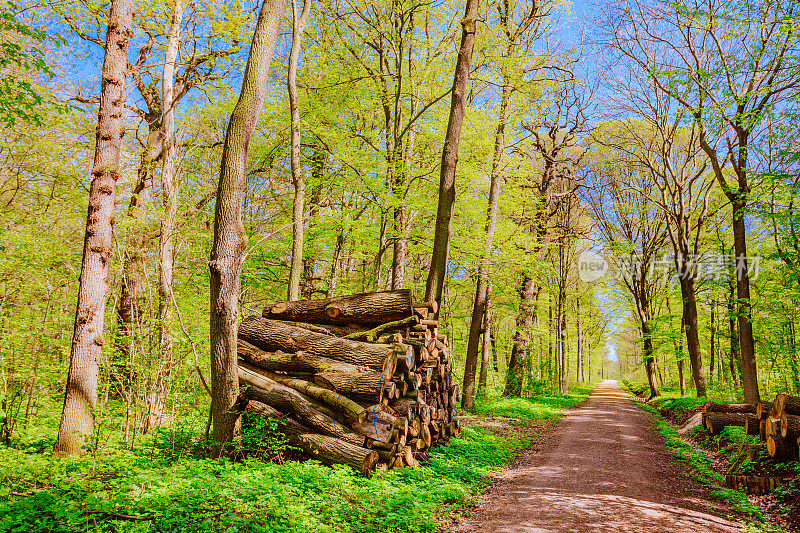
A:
425 0 480 306
54 0 134 457
287 0 312 302
209 0 287 455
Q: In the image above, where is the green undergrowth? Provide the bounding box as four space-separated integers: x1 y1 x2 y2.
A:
638 403 783 532
0 386 592 533
473 384 594 421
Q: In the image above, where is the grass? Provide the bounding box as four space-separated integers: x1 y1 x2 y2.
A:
637 402 785 532
0 386 593 533
473 385 594 421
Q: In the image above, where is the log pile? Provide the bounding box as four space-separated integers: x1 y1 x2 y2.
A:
233 289 460 475
703 393 800 461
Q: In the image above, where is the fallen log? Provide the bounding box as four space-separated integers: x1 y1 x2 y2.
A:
756 401 774 420
263 289 413 325
767 434 799 460
704 412 757 434
780 413 800 439
743 417 761 436
775 393 800 416
239 340 372 375
702 402 755 414
240 364 367 424
238 365 364 446
299 433 380 476
240 316 397 371
239 398 310 439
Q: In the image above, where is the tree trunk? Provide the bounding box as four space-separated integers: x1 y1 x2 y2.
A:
478 285 491 396
54 0 134 457
558 274 567 394
424 0 480 306
709 300 715 381
642 321 660 399
732 200 760 403
461 82 508 411
286 0 312 302
504 275 537 397
728 280 741 384
576 296 583 384
208 0 287 456
678 274 707 397
145 0 184 435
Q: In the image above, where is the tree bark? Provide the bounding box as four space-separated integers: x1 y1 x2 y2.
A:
287 0 311 302
424 0 480 306
504 275 537 396
54 0 134 457
478 285 491 396
208 0 287 456
461 80 509 412
732 200 760 403
678 274 707 397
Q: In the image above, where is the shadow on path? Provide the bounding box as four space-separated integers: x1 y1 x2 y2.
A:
447 380 741 533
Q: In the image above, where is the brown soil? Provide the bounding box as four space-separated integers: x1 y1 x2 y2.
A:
446 380 743 533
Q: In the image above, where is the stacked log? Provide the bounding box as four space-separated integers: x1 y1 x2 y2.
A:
702 397 800 459
233 290 459 474
760 393 800 460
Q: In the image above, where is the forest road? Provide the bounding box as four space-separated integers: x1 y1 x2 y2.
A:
447 380 743 533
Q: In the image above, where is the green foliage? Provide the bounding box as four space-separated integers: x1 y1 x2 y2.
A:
0 424 525 533
473 385 594 420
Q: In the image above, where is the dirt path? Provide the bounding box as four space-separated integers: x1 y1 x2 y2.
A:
448 380 743 533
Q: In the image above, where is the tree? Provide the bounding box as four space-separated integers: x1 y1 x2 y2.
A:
425 0 480 306
209 0 287 456
287 0 312 302
53 0 134 457
606 0 800 403
461 0 550 411
148 0 184 435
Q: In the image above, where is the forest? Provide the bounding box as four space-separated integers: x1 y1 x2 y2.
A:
1 0 800 530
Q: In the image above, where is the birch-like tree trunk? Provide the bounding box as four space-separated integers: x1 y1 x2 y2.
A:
145 0 184 435
287 0 311 302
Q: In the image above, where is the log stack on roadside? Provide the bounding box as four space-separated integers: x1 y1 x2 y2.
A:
703 393 800 461
233 289 460 475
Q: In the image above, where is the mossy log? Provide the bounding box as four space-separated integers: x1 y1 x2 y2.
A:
238 365 364 447
263 289 413 325
240 316 397 372
343 316 419 342
240 363 367 424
